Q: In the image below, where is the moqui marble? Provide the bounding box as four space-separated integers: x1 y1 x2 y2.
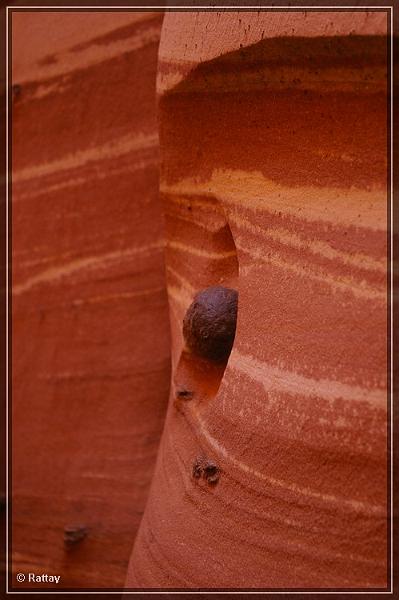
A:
183 286 238 363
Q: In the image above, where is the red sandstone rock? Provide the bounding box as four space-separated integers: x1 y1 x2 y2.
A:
12 12 169 589
127 11 388 589
11 9 389 592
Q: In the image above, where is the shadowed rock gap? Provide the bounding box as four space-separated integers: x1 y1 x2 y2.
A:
172 209 239 407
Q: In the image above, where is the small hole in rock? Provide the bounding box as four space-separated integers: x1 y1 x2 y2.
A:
174 286 238 406
170 201 239 406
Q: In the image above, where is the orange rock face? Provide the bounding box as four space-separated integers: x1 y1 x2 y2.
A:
127 11 388 589
12 12 170 588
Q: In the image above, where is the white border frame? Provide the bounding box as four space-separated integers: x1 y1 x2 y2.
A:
5 3 394 595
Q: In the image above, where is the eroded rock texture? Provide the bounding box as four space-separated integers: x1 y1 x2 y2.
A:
127 11 388 589
12 12 170 588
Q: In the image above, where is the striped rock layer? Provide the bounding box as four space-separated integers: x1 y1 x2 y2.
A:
127 11 389 589
12 12 170 588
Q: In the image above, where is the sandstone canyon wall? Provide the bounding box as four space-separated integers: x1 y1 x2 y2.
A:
10 8 389 592
127 10 389 589
12 11 170 589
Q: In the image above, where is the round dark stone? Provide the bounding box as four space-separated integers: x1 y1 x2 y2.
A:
183 286 238 363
